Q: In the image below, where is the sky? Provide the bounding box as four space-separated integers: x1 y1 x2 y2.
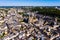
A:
0 0 60 6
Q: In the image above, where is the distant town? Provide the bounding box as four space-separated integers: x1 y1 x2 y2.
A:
0 6 60 40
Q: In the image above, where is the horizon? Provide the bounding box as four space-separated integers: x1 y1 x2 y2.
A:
0 0 60 6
